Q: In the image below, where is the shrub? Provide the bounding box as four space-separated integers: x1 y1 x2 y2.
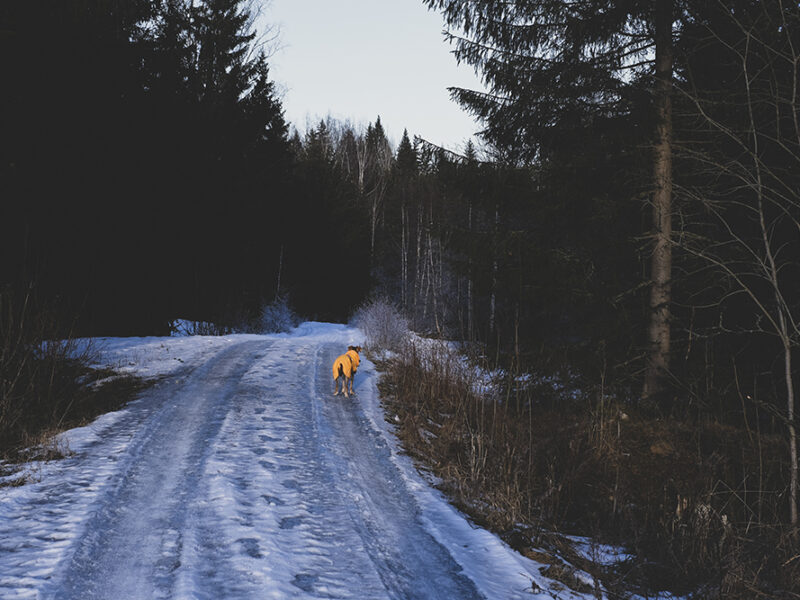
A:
351 296 409 353
170 319 231 336
259 294 299 333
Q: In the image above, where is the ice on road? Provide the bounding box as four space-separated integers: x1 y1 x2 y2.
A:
0 323 598 599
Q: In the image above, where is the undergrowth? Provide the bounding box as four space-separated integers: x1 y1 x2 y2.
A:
0 289 146 474
376 340 800 599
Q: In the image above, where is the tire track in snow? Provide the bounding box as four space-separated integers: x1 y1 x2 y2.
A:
51 340 269 600
313 344 484 600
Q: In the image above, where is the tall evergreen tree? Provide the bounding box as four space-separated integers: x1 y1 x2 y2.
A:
396 129 418 175
149 0 194 99
424 0 679 400
192 0 256 105
362 117 393 261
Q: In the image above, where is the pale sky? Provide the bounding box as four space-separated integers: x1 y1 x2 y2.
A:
260 0 484 151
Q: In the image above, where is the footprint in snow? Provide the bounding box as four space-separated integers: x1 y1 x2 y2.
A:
261 494 285 506
279 516 303 530
292 573 319 593
236 537 263 559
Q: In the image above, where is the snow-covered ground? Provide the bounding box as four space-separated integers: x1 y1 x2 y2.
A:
0 322 609 599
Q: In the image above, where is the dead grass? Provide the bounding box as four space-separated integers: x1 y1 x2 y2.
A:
375 343 800 599
0 288 148 472
1 368 147 463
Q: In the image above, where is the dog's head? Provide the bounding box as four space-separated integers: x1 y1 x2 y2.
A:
347 345 363 354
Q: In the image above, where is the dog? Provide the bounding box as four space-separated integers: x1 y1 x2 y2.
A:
332 345 362 397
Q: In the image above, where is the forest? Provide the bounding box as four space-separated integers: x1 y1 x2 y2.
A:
2 0 800 597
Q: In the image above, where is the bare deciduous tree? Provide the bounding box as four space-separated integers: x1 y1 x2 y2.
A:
677 0 800 527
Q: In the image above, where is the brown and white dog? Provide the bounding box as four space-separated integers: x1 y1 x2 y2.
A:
332 345 362 397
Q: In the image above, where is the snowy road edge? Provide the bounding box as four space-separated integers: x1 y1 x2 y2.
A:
353 347 601 600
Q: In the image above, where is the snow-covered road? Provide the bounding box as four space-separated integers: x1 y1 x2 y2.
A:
0 323 600 600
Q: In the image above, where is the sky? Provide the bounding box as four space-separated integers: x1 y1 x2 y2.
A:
260 0 485 151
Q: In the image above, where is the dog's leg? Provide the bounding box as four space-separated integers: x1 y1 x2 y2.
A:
333 377 340 396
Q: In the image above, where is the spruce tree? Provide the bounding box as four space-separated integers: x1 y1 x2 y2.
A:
424 0 678 401
396 129 418 176
366 116 393 172
192 0 256 106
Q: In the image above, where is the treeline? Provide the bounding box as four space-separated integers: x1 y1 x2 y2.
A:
0 0 634 352
297 116 643 387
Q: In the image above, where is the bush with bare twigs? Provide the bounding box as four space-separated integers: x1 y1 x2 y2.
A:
351 296 409 353
259 294 299 333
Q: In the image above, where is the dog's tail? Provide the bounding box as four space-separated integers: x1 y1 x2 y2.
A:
335 362 344 379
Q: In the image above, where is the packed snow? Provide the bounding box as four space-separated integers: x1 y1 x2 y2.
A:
1 322 613 599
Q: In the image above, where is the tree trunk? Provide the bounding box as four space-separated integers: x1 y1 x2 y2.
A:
401 203 407 307
414 203 423 312
743 17 798 527
275 244 284 300
782 335 798 528
643 0 673 402
369 186 379 257
467 201 474 339
489 204 499 336
366 175 386 261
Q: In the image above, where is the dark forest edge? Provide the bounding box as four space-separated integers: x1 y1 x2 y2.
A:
364 298 796 598
2 0 800 597
0 289 148 479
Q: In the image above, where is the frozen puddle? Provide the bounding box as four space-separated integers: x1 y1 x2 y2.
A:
0 323 601 599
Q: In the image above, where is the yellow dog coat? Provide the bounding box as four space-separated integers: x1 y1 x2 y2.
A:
332 348 361 379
